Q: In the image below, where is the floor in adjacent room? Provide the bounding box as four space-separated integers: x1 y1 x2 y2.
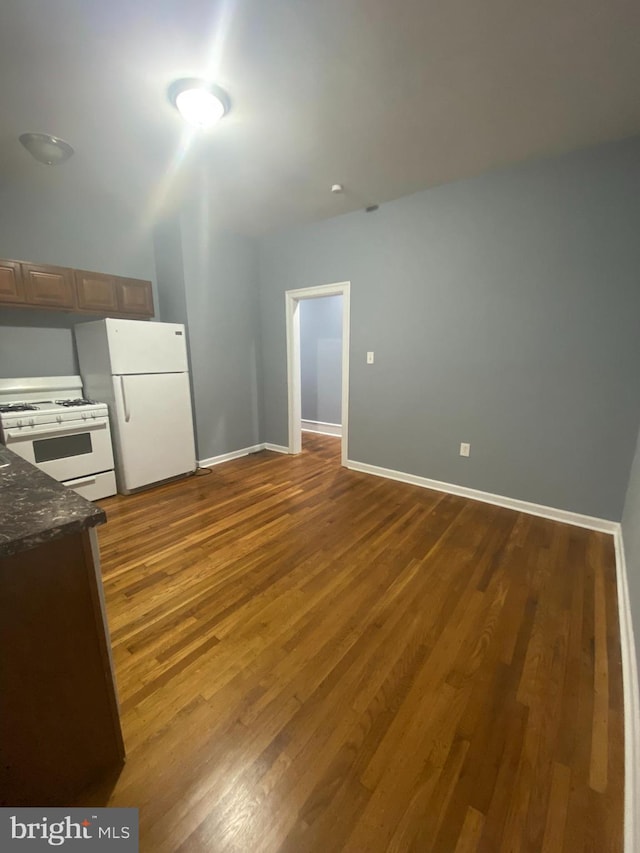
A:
78 433 624 852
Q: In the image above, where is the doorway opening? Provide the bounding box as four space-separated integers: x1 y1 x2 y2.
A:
285 281 350 466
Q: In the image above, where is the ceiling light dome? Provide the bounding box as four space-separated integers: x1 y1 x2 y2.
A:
19 133 74 165
168 78 230 128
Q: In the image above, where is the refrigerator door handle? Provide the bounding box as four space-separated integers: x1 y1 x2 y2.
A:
120 376 131 423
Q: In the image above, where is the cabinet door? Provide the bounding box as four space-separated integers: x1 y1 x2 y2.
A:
22 263 75 309
115 277 154 317
0 259 25 304
75 270 118 313
0 530 125 804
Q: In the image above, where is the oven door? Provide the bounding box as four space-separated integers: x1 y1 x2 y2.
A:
4 418 115 483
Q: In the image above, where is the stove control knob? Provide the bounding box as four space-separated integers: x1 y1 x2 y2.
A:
28 418 35 426
81 412 88 420
56 414 62 423
16 418 23 427
91 411 96 419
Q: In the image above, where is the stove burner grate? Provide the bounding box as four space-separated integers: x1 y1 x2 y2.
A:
0 403 39 413
54 398 97 408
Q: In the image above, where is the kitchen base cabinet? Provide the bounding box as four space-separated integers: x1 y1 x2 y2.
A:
0 528 125 805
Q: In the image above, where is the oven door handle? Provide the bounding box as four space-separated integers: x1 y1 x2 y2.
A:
120 376 131 423
4 421 108 440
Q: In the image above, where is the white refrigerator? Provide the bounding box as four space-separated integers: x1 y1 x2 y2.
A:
74 318 196 494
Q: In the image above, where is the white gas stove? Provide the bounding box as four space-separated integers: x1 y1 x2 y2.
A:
0 376 117 500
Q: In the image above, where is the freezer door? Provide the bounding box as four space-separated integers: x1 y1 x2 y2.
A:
106 319 189 374
111 372 196 492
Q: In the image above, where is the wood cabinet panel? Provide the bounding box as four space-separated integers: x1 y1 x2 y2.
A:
0 259 24 304
75 270 118 313
0 530 124 804
116 277 154 316
0 256 154 318
22 263 75 309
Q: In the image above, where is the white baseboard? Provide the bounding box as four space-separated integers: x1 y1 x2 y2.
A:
263 443 289 454
301 419 342 437
345 458 617 533
198 442 310 468
614 529 640 853
198 444 266 467
199 443 290 467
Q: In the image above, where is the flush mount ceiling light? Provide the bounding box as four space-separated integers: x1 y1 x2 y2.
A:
19 132 74 165
168 78 231 128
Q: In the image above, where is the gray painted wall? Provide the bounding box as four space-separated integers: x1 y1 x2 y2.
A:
0 179 157 378
300 295 342 425
258 137 640 520
622 424 640 680
153 216 187 327
0 309 79 378
179 200 262 461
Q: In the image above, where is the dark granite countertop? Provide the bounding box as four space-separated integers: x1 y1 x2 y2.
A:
0 445 106 558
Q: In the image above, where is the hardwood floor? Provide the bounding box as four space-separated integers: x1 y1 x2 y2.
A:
78 433 624 852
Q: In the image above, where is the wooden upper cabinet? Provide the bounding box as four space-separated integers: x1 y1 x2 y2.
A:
0 259 24 304
0 257 154 319
115 277 154 317
22 262 75 309
75 270 118 313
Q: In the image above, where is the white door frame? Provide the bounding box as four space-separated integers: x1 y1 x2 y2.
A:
285 281 350 466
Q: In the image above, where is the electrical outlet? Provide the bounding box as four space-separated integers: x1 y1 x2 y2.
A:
367 351 374 364
459 442 470 457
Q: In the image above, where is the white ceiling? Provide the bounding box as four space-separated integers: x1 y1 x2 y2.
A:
1 0 639 234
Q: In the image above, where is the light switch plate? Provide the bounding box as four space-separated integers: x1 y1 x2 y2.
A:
367 351 374 364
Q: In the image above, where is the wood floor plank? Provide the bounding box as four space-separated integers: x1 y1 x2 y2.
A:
455 807 486 853
67 433 623 852
541 761 572 853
